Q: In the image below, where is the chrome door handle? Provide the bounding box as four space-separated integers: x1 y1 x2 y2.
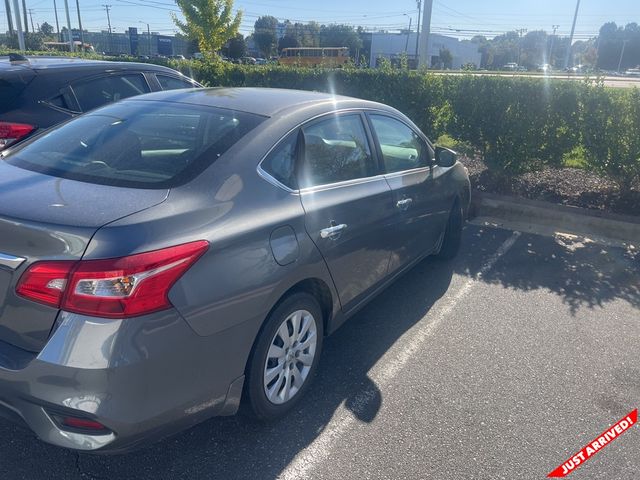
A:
320 224 348 239
396 198 413 210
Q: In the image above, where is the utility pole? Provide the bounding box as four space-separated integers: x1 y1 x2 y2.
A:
27 7 34 32
63 0 73 51
4 0 14 35
418 0 432 68
548 24 559 66
21 0 27 33
75 0 84 50
52 0 60 38
414 0 421 59
403 14 412 54
516 28 527 65
617 39 628 73
140 21 150 55
563 0 581 69
103 4 112 52
11 0 25 49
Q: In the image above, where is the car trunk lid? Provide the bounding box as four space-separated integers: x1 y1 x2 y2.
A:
0 161 168 351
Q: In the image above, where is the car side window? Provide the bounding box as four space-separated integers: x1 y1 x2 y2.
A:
261 133 299 189
72 74 150 112
156 74 196 90
298 114 374 189
369 114 431 174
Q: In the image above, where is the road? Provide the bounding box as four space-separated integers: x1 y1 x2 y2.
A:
1 223 638 479
432 71 640 89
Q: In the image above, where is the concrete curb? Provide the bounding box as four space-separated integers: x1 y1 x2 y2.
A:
470 192 640 244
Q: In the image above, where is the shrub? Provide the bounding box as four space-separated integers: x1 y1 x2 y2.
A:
2 52 638 189
580 84 640 193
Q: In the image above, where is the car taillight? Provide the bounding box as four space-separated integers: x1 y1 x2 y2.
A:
16 241 209 318
0 122 35 149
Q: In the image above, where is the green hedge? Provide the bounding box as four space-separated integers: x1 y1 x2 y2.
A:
3 52 639 191
173 62 639 190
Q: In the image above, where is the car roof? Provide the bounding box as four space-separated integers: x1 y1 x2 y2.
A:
127 87 393 117
0 55 178 73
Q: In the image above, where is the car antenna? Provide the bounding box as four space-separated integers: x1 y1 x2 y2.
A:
8 53 29 63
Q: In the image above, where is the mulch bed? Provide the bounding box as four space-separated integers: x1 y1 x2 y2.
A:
460 156 640 218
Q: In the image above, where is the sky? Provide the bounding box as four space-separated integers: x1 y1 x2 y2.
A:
1 0 638 39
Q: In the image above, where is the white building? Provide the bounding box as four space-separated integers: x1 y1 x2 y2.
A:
370 32 481 69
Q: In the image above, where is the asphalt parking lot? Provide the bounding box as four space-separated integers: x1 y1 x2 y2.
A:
1 223 638 480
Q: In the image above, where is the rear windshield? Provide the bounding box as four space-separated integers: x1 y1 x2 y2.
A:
3 100 265 188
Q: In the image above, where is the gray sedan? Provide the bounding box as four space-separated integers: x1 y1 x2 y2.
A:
0 87 470 452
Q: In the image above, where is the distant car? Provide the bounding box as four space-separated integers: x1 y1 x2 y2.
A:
0 87 469 452
502 62 518 71
169 55 186 60
625 68 640 77
255 58 268 65
241 56 257 65
0 54 202 150
192 52 204 60
538 64 552 73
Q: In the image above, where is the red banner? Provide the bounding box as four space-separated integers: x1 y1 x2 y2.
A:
548 409 637 477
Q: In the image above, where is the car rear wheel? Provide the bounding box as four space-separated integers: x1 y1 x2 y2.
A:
246 292 323 420
436 199 463 260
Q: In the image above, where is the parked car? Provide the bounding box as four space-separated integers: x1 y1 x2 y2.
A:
502 62 519 71
0 87 470 452
0 54 202 151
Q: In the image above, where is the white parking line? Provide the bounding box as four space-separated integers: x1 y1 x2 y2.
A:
278 231 521 480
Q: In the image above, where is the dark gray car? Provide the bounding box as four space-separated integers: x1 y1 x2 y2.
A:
0 87 470 452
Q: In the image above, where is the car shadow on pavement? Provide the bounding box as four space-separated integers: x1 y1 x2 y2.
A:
0 225 517 480
463 229 640 315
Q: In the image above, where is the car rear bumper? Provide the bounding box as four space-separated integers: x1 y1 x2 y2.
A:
0 309 257 453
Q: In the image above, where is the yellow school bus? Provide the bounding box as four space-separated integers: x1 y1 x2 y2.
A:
279 47 350 67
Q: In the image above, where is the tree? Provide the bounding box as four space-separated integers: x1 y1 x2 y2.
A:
319 24 362 57
172 0 242 58
223 33 246 59
303 21 320 47
253 15 278 57
278 34 300 52
596 22 640 71
439 47 453 69
39 22 54 37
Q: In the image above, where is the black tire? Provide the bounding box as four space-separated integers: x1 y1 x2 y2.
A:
245 292 324 420
436 199 464 260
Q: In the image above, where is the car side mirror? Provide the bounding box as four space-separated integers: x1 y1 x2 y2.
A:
435 146 458 167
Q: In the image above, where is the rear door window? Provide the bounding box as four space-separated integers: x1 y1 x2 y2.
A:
156 74 197 90
261 133 299 190
298 114 375 188
72 74 150 112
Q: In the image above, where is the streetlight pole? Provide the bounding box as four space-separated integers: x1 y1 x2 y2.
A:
75 0 84 51
11 0 25 49
403 14 412 54
548 24 559 66
63 0 74 51
617 39 628 73
102 4 112 52
21 0 27 33
139 21 151 55
52 0 60 38
4 0 14 35
563 0 581 69
414 0 421 59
